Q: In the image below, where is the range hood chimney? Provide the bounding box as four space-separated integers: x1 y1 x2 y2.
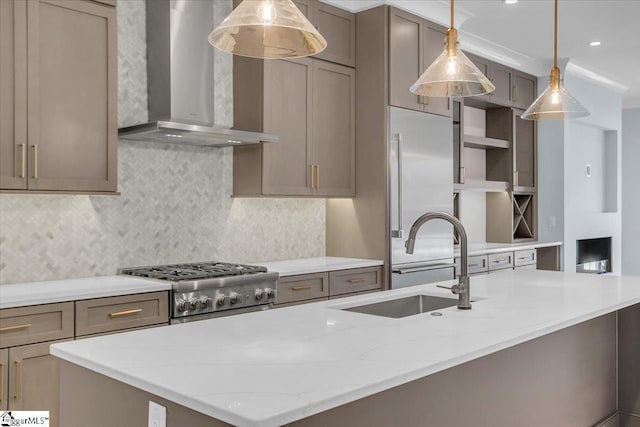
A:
118 0 277 147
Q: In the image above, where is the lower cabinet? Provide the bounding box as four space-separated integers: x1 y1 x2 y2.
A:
275 266 383 307
0 291 170 426
6 340 69 426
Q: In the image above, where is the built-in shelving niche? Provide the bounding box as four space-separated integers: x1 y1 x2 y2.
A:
513 193 534 239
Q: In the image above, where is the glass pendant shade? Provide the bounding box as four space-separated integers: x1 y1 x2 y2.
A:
410 46 495 97
208 0 327 59
521 73 589 120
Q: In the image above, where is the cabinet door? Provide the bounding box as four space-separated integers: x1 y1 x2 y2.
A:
313 2 355 67
8 341 67 427
513 71 536 110
389 7 423 112
0 348 7 410
488 62 513 106
312 60 355 197
465 51 489 77
26 0 117 192
514 110 536 188
292 0 313 21
422 24 451 117
262 58 314 196
0 0 27 190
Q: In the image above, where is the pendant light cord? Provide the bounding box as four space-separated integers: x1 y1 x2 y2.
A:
451 0 454 29
554 0 558 69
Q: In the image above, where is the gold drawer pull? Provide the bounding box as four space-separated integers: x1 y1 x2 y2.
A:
0 323 31 333
291 285 313 291
31 145 38 179
19 144 26 178
14 361 21 400
108 308 143 318
346 278 365 284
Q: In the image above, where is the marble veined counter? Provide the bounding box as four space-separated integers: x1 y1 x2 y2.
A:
256 257 383 277
0 276 170 309
51 270 640 427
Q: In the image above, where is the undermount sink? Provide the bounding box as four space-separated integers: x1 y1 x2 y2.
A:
342 295 459 318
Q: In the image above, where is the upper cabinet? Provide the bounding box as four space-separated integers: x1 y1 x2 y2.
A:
0 0 117 193
233 57 355 197
513 71 537 110
388 7 451 117
293 0 356 67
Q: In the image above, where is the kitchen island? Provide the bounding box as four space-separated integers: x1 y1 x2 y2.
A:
51 270 640 427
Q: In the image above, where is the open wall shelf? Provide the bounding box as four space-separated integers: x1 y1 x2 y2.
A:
464 134 510 150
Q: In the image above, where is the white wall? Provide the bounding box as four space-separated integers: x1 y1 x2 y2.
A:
561 71 623 273
622 108 640 275
0 0 326 284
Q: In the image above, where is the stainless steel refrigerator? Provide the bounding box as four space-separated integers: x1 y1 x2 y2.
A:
389 107 454 289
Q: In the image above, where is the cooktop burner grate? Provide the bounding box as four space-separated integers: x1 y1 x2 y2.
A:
120 261 268 281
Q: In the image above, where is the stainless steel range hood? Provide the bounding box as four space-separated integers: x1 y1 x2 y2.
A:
118 0 277 147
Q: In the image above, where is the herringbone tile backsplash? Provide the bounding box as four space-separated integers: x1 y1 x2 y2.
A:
0 0 325 284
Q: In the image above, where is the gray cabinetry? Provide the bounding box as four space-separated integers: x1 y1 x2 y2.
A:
513 71 537 110
0 292 169 426
388 8 451 117
514 109 536 190
0 0 27 190
0 0 117 193
293 0 355 67
0 348 7 410
487 62 513 106
234 58 355 197
276 266 383 307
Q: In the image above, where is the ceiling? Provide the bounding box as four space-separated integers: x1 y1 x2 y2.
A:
325 0 640 108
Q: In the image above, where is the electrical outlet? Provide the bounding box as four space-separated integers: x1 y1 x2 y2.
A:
548 216 556 228
148 401 166 427
586 164 592 178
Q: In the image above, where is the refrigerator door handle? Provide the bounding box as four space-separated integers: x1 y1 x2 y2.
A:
391 133 404 239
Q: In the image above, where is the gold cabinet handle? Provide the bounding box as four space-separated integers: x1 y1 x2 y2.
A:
291 285 313 291
514 170 519 187
316 164 320 189
108 308 143 318
460 166 466 184
0 362 4 402
19 144 26 178
513 85 518 102
346 278 365 284
0 323 31 333
31 144 38 179
309 164 315 189
14 361 21 400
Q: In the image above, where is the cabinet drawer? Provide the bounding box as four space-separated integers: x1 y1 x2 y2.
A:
329 267 382 296
0 302 74 348
75 292 169 337
329 289 381 300
488 252 514 271
454 255 488 276
277 273 329 304
514 249 537 267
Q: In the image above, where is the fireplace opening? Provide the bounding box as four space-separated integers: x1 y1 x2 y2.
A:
576 237 612 274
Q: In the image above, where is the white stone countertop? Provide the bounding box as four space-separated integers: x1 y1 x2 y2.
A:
51 270 640 427
0 276 170 309
454 241 563 257
256 257 384 277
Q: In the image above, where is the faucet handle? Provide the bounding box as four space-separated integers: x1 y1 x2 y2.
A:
436 284 462 294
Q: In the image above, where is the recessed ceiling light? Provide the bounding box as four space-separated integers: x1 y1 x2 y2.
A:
589 41 601 47
504 0 518 4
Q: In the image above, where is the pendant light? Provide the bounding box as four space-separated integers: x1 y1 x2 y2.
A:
522 0 589 120
410 0 495 98
208 0 327 59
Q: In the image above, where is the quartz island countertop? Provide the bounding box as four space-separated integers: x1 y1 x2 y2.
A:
50 270 640 427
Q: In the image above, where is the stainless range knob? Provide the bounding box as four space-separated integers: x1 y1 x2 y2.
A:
229 292 240 305
189 299 199 310
216 295 227 307
265 288 276 299
199 297 211 309
254 289 264 301
176 300 186 312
